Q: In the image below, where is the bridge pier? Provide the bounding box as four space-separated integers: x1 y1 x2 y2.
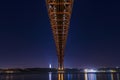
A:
58 56 64 71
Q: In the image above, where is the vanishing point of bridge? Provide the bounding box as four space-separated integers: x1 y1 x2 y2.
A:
46 0 74 71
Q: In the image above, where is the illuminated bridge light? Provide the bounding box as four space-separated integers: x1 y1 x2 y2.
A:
46 0 74 70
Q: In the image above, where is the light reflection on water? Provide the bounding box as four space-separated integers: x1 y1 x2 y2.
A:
84 73 96 80
3 74 13 80
0 72 119 80
58 73 64 80
67 73 72 80
107 73 117 80
110 73 114 80
117 73 120 80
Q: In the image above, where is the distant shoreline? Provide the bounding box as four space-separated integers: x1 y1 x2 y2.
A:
0 67 120 74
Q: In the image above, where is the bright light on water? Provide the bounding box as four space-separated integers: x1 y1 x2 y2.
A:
49 72 52 80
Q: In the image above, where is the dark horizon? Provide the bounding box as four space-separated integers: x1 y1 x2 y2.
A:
0 0 120 68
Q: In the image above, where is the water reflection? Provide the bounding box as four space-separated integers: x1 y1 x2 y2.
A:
108 73 114 80
67 74 72 80
110 73 114 80
117 73 120 80
49 72 52 80
67 74 70 80
58 73 64 80
0 72 119 80
85 73 88 80
5 74 13 80
84 73 96 80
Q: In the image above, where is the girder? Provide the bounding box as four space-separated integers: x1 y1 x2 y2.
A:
46 0 73 70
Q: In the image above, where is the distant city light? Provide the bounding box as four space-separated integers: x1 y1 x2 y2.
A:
84 69 97 72
49 64 51 68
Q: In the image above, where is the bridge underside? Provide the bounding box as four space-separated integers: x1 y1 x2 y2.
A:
46 0 73 70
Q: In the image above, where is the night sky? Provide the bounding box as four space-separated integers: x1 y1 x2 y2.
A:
0 0 120 68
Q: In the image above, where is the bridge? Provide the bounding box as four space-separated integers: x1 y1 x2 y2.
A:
46 0 74 71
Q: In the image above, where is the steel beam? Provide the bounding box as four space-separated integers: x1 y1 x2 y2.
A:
46 0 73 70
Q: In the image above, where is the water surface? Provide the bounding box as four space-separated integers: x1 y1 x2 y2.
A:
0 72 120 80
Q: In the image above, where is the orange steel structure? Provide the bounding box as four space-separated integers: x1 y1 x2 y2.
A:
46 0 73 70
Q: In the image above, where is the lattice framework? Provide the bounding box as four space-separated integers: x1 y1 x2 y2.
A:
46 0 73 70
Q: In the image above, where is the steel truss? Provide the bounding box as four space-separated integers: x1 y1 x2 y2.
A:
46 0 73 70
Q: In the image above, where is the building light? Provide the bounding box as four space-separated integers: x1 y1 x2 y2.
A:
84 69 97 72
49 64 52 68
